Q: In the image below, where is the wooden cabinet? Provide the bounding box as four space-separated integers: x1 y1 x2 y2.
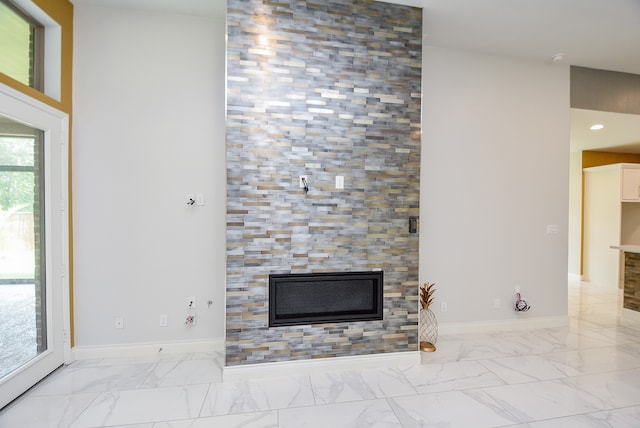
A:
622 166 640 201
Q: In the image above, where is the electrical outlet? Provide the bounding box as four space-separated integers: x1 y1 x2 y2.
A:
440 301 448 312
515 285 521 294
187 297 197 309
185 314 197 326
159 314 168 327
115 317 124 329
299 175 308 188
494 298 501 309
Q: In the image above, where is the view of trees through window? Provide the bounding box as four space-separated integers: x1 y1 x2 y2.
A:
0 135 37 280
0 137 35 209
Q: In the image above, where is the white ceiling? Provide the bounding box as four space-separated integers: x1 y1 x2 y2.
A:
422 0 640 75
71 0 640 153
571 110 640 153
70 0 226 18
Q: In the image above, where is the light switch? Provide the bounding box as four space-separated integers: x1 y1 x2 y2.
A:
335 175 344 189
409 216 418 233
196 193 205 206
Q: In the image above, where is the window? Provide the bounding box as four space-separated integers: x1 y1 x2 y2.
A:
0 0 44 90
0 118 43 286
0 115 46 379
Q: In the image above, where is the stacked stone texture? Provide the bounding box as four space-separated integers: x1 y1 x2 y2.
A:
226 0 422 365
625 253 640 311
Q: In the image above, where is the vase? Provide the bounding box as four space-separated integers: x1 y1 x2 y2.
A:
419 308 438 352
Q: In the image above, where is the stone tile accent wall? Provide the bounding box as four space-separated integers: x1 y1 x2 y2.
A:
624 252 640 312
225 0 422 366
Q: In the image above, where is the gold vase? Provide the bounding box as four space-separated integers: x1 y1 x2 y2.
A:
419 308 438 352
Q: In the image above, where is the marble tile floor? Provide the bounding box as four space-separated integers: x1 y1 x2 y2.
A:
3 281 640 427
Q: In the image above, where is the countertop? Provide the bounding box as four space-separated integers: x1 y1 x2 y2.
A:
611 245 640 253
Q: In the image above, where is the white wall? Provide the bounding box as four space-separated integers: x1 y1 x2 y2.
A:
72 5 227 347
72 4 572 349
420 47 570 324
568 150 582 276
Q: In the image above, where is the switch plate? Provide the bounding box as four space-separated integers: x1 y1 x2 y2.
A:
187 297 196 309
494 298 501 309
546 224 559 235
335 175 344 189
409 216 418 233
115 317 124 329
196 193 205 206
159 314 168 327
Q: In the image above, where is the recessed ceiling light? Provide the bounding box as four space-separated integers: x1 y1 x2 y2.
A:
590 124 604 130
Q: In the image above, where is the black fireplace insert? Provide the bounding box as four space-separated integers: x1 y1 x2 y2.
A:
269 271 383 327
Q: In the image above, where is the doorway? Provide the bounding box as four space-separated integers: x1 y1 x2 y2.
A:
568 109 640 284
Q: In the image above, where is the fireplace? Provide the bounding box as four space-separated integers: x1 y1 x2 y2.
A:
269 271 384 327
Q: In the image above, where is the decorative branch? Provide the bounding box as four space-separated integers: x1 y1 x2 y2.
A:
420 282 436 310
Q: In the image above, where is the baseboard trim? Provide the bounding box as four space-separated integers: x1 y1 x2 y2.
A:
568 273 582 282
70 317 569 366
439 316 569 335
223 351 420 380
71 338 224 361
